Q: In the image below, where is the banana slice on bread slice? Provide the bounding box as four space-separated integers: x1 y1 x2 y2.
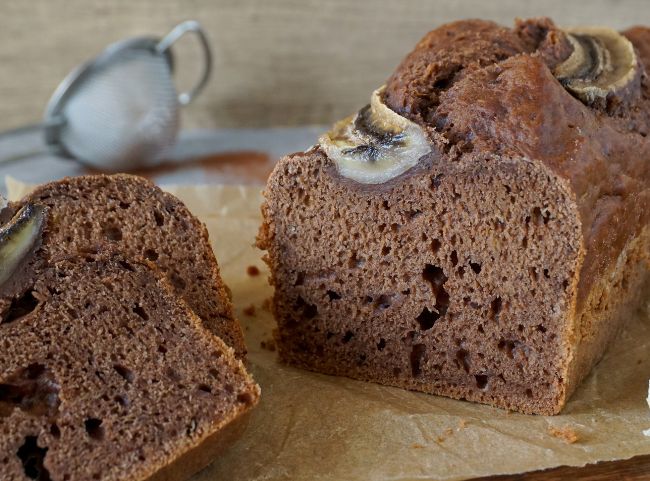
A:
319 86 431 184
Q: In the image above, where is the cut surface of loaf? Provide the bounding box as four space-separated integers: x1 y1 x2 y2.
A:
258 18 650 415
0 174 246 358
0 253 259 481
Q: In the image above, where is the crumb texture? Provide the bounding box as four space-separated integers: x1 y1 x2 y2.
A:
0 256 259 481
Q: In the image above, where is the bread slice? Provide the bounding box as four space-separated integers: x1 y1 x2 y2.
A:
0 247 259 481
258 18 650 414
1 174 246 357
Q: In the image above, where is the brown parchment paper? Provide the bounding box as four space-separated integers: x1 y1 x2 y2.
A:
6 177 650 481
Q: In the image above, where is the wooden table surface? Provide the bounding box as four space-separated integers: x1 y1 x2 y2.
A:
1 129 649 481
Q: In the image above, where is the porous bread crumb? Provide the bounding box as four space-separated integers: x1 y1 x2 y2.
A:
548 425 579 443
247 265 260 277
458 418 468 429
243 304 256 317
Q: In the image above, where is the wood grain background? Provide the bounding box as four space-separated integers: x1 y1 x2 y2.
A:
0 0 649 132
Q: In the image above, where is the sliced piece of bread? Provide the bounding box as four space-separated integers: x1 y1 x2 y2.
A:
1 174 246 357
0 248 259 481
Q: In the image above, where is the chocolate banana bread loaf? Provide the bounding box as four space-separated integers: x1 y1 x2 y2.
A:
0 214 259 481
1 174 246 358
258 18 650 414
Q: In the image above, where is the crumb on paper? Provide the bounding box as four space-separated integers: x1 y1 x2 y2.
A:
411 443 424 449
261 338 276 352
548 425 579 444
247 265 260 277
458 418 468 429
243 304 256 317
262 297 272 312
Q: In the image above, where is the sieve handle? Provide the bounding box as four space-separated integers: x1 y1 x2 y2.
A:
156 20 213 106
0 118 63 165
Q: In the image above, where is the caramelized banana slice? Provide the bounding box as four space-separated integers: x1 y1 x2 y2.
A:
0 204 46 287
319 86 431 184
554 27 640 109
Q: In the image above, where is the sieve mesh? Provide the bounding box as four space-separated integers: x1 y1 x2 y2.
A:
59 48 179 170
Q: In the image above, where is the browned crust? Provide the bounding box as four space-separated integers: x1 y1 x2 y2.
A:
144 411 253 481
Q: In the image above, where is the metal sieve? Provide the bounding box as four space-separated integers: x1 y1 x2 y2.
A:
0 20 212 170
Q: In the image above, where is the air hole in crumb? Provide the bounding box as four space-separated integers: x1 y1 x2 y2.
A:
469 262 481 274
153 210 164 226
410 344 426 377
375 294 392 310
489 297 502 321
326 290 341 301
422 265 450 319
118 260 134 272
450 250 458 267
522 236 528 248
294 272 305 286
295 296 318 319
0 363 60 418
431 239 441 255
536 325 547 333
390 223 401 233
498 339 516 359
377 338 386 351
525 388 533 398
381 245 391 256
17 436 50 480
475 375 488 389
49 424 60 439
144 249 159 261
114 395 129 407
198 384 212 394
477 324 485 334
430 174 443 189
170 273 187 290
416 307 439 330
456 349 470 373
158 344 167 354
84 418 104 441
113 364 134 383
2 291 39 325
342 331 354 343
119 201 130 209
348 253 364 269
103 225 122 241
132 305 148 321
543 268 550 278
406 209 422 221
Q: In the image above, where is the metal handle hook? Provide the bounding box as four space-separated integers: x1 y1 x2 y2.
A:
156 20 213 106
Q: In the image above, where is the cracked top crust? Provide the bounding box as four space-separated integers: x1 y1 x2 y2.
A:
381 17 649 310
